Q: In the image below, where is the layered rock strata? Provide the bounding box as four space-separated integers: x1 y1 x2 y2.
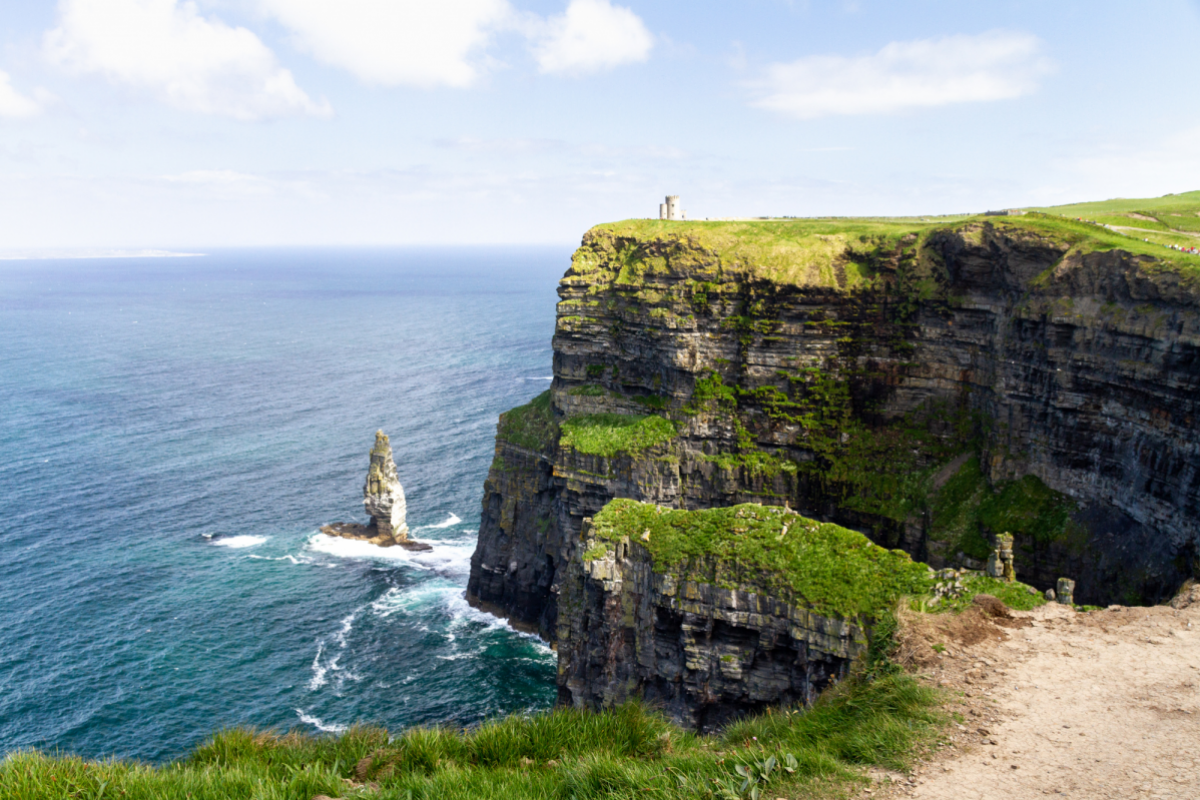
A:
555 504 904 729
469 216 1200 720
324 430 430 551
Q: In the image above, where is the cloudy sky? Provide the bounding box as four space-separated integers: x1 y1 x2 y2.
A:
1 0 1198 247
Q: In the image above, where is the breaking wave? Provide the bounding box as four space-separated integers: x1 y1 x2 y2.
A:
296 710 347 734
211 535 269 549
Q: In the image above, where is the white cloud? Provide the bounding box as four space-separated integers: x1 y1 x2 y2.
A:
533 0 653 75
751 30 1050 119
260 0 512 88
45 0 329 120
0 72 44 118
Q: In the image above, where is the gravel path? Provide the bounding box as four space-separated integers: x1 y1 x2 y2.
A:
863 590 1200 799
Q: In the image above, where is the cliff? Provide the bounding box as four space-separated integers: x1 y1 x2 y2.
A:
467 213 1200 719
556 499 929 729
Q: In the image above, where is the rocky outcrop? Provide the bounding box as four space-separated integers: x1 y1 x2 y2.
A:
324 431 430 551
556 510 881 729
363 430 409 543
469 216 1200 722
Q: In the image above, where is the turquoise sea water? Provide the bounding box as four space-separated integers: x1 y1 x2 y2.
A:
0 247 569 762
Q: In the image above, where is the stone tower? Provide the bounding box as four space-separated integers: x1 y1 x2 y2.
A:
659 195 683 221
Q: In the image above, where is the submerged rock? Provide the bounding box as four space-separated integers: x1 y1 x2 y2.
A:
322 430 431 551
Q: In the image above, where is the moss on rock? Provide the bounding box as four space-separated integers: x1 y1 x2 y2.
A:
560 413 676 458
589 499 933 619
496 390 558 451
928 457 1081 556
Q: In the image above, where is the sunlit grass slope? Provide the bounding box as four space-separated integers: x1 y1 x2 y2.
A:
1030 190 1200 250
589 194 1200 290
588 500 932 619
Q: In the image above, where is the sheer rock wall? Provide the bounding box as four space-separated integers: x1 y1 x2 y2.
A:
467 220 1200 720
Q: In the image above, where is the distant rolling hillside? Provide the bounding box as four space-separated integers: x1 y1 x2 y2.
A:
1030 191 1200 251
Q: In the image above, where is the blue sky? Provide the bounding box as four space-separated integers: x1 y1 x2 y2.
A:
1 0 1198 247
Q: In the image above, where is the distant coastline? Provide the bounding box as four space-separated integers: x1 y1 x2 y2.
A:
0 249 206 261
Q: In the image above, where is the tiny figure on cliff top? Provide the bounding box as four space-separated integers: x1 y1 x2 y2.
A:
321 430 431 551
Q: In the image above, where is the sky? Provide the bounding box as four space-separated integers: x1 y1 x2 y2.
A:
1 0 1199 248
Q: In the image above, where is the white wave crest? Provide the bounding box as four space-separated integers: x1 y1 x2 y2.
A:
247 554 304 565
370 584 456 618
212 535 269 549
416 513 462 531
308 642 327 690
306 533 424 564
335 610 357 648
441 592 554 654
296 710 346 734
305 533 475 577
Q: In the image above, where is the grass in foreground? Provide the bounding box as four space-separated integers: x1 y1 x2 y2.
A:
1 669 943 800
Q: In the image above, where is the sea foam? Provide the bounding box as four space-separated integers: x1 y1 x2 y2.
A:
416 512 462 530
304 532 475 577
212 535 269 549
296 710 347 734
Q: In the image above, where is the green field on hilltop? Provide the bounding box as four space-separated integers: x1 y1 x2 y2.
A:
1032 190 1200 223
1030 190 1200 247
586 193 1200 288
588 218 943 289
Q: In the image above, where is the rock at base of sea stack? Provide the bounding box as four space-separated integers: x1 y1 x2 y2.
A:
320 430 431 551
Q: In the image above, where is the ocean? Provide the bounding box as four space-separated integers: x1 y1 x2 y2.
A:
0 247 571 763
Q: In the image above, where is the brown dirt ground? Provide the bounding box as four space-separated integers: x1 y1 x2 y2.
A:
852 587 1200 800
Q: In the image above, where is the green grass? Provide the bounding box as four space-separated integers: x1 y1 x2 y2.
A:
1031 189 1200 226
927 457 1081 556
570 193 1200 296
984 213 1199 270
1 670 943 800
496 390 558 451
560 413 677 458
1027 190 1200 251
567 383 607 397
929 575 1047 613
590 500 933 619
583 218 936 289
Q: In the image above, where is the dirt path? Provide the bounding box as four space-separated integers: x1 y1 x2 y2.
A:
866 589 1200 799
1110 224 1200 240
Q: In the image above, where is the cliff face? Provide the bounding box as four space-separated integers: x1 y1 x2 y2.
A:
467 216 1200 718
553 499 930 729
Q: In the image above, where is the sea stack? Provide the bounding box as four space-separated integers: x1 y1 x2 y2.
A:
363 430 409 544
321 430 430 550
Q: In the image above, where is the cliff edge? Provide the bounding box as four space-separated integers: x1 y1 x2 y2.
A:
468 213 1200 722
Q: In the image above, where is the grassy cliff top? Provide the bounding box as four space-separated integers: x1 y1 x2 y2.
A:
589 499 933 619
1033 190 1200 228
579 192 1200 289
1030 190 1200 253
584 218 936 289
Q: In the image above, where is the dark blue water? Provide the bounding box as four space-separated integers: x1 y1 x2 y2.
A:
0 247 569 762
